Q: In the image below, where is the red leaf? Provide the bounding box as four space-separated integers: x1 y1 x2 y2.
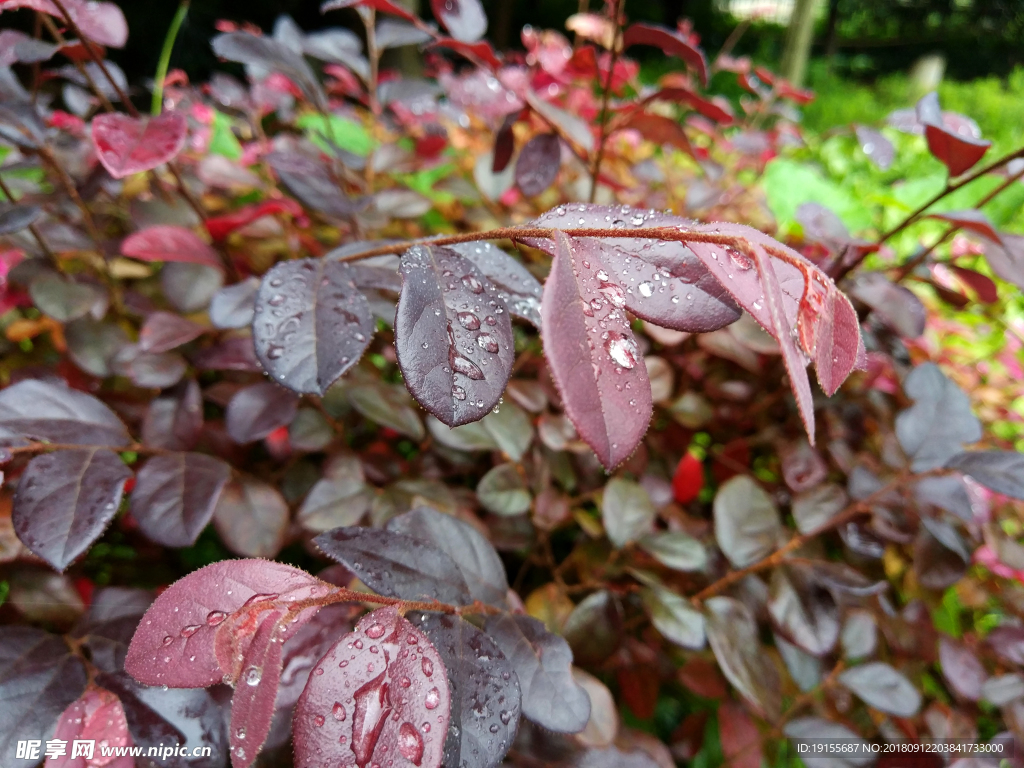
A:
672 452 704 504
121 225 223 269
927 210 1003 244
642 87 734 124
622 22 708 86
125 560 325 688
798 276 860 396
429 37 501 69
90 111 187 179
949 265 998 303
321 0 417 23
230 608 287 768
48 688 133 768
293 606 451 768
492 110 521 173
205 199 307 241
776 81 814 105
541 232 654 470
624 112 694 157
677 658 727 699
616 664 659 719
718 702 762 768
924 123 990 176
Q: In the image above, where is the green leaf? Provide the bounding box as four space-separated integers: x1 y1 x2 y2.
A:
297 113 375 157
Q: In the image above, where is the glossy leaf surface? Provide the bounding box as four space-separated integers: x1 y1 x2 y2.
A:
449 241 542 327
91 112 188 179
0 378 130 445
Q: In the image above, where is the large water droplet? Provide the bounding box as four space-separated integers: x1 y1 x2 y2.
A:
180 624 201 638
476 334 498 353
421 657 434 677
161 635 173 647
462 275 484 294
244 666 261 686
600 283 626 308
452 355 484 380
452 385 467 401
313 715 325 727
333 702 347 721
424 686 440 709
605 333 639 370
206 610 227 626
397 723 424 766
638 281 654 298
366 623 385 639
457 312 480 330
352 672 392 768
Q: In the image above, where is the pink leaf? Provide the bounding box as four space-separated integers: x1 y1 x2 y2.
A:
139 311 206 353
622 23 708 86
121 225 223 269
230 609 287 768
642 87 734 124
91 111 187 179
293 606 451 768
540 231 653 469
0 0 127 48
46 688 133 768
429 38 501 69
124 560 325 688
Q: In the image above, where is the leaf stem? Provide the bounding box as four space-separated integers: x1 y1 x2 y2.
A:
151 1 190 116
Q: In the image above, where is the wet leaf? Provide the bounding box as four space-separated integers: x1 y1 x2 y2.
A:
854 125 894 170
539 231 652 469
314 526 472 605
515 133 560 196
0 379 129 445
714 475 783 567
449 241 542 328
130 453 231 547
225 382 299 444
121 225 223 269
413 612 521 768
896 363 981 471
838 662 921 716
477 463 531 516
430 0 487 42
14 448 132 572
49 687 134 768
704 596 781 720
623 22 707 84
980 233 1024 290
91 112 188 179
946 451 1024 500
0 0 128 48
395 245 515 427
212 31 325 107
917 93 990 176
214 477 290 558
230 607 286 768
484 613 591 733
602 477 656 548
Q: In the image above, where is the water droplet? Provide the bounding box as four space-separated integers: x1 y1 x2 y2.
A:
605 333 639 370
161 636 173 647
333 702 347 721
476 334 499 353
313 715 325 727
452 385 467 401
400 677 411 688
500 710 512 724
244 666 261 686
595 269 609 281
354 639 364 650
489 724 500 733
352 672 392 768
397 723 424 766
236 727 246 740
452 355 484 380
638 281 654 298
424 686 440 709
180 624 201 638
462 275 484 294
600 283 626 308
422 657 434 676
457 311 480 330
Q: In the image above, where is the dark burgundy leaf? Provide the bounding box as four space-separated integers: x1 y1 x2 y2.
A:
987 627 1024 666
492 111 519 173
641 87 733 124
125 560 325 688
430 0 487 42
429 38 501 69
947 451 1024 499
896 363 981 471
928 210 1002 244
0 204 41 235
14 448 132 572
523 91 594 152
49 687 134 768
253 258 374 396
130 453 231 547
980 233 1024 289
267 152 363 218
767 565 840 656
916 93 990 176
622 23 708 85
719 701 762 768
210 277 260 330
113 345 188 389
276 604 354 710
322 0 418 23
848 271 926 338
624 112 694 156
139 311 206 353
781 440 828 492
212 31 325 107
796 202 851 250
792 483 848 534
225 382 299 444
515 133 561 196
484 613 591 733
838 662 921 716
230 609 286 768
854 125 894 170
73 587 155 669
704 596 781 720
293 606 451 768
387 506 508 606
524 205 740 334
313 526 472 605
395 245 515 427
938 637 986 701
65 318 131 377
121 226 223 269
538 232 652 469
449 241 542 327
949 266 998 303
0 378 131 445
213 477 291 559
91 112 188 179
412 612 521 768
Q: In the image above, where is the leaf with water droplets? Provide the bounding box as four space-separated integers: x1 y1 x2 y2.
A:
314 526 472 605
395 245 515 427
0 378 131 446
0 626 88 760
130 453 231 547
230 609 286 768
225 382 300 444
411 612 521 768
125 560 325 689
49 687 134 768
524 205 740 334
14 448 132 572
293 606 451 768
449 241 542 327
539 232 653 470
253 258 375 396
387 507 509 607
91 111 187 179
484 613 591 733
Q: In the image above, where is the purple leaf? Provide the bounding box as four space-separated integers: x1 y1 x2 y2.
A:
212 31 325 107
130 453 231 547
622 23 708 86
121 226 223 269
848 271 926 338
125 560 325 688
0 0 128 48
781 440 827 492
112 345 188 389
0 204 41 235
484 613 590 733
313 526 472 605
704 597 781 721
395 245 515 426
91 112 188 179
139 311 206 353
0 30 57 67
267 152 364 218
987 627 1024 666
515 133 560 196
387 506 509 606
48 688 134 768
938 637 986 701
713 475 783 567
838 662 920 716
539 232 653 469
14 448 132 572
641 87 734 124
492 111 519 173
230 609 286 768
29 273 105 322
0 378 130 445
853 125 894 170
947 451 1024 500
449 241 542 327
430 0 487 42
0 627 88 759
213 477 290 558
795 202 851 249
980 233 1024 289
142 380 203 451
896 363 981 471
412 612 521 768
162 263 224 312
949 265 998 303
65 318 130 378
253 259 374 396
767 565 840 656
928 210 1002 244
191 336 262 372
225 382 299 444
525 206 740 334
322 0 418 23
293 606 451 768
210 277 260 330
276 603 355 711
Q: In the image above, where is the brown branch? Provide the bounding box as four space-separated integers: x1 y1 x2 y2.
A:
7 441 170 456
291 585 505 617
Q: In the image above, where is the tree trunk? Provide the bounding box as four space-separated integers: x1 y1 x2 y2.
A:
780 0 820 86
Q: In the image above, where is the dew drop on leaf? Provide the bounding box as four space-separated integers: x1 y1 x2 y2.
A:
333 702 347 721
397 722 425 765
424 686 440 709
605 333 639 369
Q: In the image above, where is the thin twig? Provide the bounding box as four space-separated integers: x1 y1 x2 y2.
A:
0 172 56 262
